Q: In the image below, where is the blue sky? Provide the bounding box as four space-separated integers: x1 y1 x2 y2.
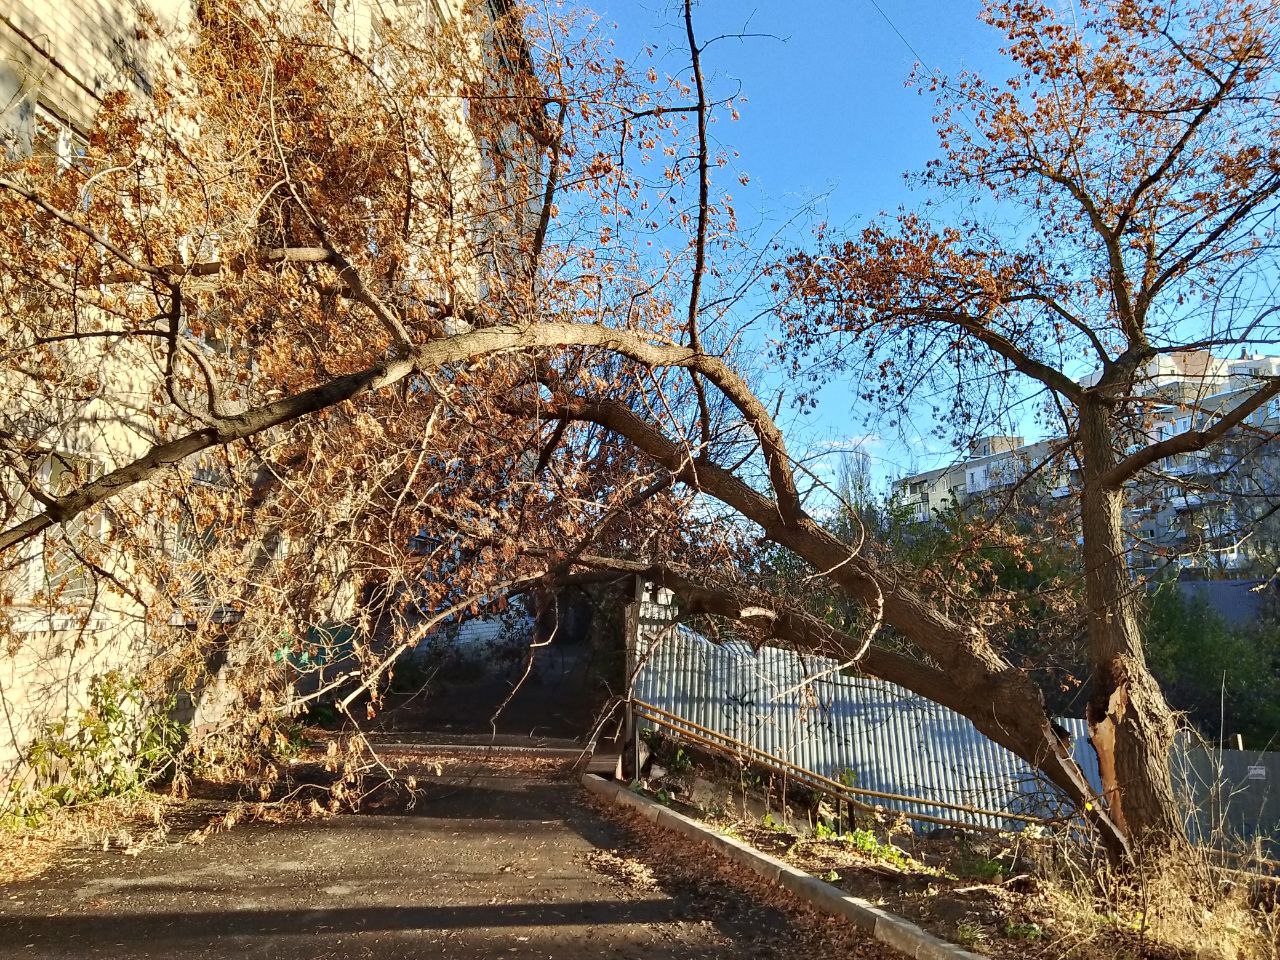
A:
581 1 1014 490
593 1 1003 226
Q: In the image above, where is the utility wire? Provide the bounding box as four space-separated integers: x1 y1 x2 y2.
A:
863 0 935 77
860 0 991 147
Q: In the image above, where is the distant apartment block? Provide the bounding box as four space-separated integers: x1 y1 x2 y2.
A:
892 351 1280 577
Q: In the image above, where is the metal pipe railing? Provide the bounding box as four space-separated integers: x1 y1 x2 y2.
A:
635 700 1280 878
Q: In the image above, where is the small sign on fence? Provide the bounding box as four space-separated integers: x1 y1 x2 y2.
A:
1246 765 1267 781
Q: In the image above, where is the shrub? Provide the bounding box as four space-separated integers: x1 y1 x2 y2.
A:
5 672 186 819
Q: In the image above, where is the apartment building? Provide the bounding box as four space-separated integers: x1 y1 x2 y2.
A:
0 0 535 785
892 351 1280 576
893 435 1065 523
0 0 186 789
1129 356 1280 575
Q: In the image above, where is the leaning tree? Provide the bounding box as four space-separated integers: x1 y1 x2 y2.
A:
4 0 1276 864
782 0 1280 852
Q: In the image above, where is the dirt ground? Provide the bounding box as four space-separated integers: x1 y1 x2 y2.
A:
646 780 1276 960
0 756 896 960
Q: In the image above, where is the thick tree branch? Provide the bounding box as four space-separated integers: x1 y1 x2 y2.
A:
920 308 1086 401
0 321 801 553
1033 166 1142 345
527 391 1010 682
530 99 567 276
1098 378 1280 489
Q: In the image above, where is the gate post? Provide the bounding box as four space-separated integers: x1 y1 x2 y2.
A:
622 576 643 780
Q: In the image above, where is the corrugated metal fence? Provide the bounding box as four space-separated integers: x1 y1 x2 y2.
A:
631 617 1096 832
628 589 1278 854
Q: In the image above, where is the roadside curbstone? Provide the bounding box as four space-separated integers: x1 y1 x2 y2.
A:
582 774 988 960
875 914 931 957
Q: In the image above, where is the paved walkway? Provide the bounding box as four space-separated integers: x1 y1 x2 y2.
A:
0 761 888 959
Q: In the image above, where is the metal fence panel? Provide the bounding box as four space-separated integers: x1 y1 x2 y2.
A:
631 614 1278 858
632 621 1095 833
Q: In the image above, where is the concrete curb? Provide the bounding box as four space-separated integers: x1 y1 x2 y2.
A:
368 742 584 758
582 774 988 960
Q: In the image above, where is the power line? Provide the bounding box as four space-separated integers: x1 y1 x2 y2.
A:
862 0 935 77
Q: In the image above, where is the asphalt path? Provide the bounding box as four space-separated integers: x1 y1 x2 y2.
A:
0 758 893 959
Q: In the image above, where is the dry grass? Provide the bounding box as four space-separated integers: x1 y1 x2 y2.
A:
642 766 1280 960
0 791 180 884
1034 845 1279 960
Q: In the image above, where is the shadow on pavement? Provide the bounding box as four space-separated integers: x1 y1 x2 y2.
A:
0 898 693 940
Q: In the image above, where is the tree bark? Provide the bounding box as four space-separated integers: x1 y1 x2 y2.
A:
1079 401 1184 854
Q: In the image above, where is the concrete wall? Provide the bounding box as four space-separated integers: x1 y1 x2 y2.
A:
0 0 191 134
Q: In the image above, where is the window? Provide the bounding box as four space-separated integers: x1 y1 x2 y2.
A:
32 115 86 170
0 67 34 159
27 453 106 606
168 513 215 611
0 449 107 611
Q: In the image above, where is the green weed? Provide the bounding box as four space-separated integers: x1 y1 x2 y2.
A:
952 853 1005 882
954 920 987 948
1003 921 1044 941
5 672 185 819
761 811 788 832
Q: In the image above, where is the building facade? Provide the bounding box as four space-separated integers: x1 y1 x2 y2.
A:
0 0 535 789
892 351 1280 578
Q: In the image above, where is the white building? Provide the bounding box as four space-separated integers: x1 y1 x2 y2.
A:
893 352 1280 576
0 0 533 788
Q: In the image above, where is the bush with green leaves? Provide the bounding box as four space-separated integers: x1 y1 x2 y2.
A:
6 671 186 818
951 852 1005 882
1144 586 1280 750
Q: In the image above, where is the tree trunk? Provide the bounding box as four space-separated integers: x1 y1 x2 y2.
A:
1079 401 1184 856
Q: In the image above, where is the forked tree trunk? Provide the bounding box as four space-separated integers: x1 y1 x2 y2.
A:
1079 402 1185 855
